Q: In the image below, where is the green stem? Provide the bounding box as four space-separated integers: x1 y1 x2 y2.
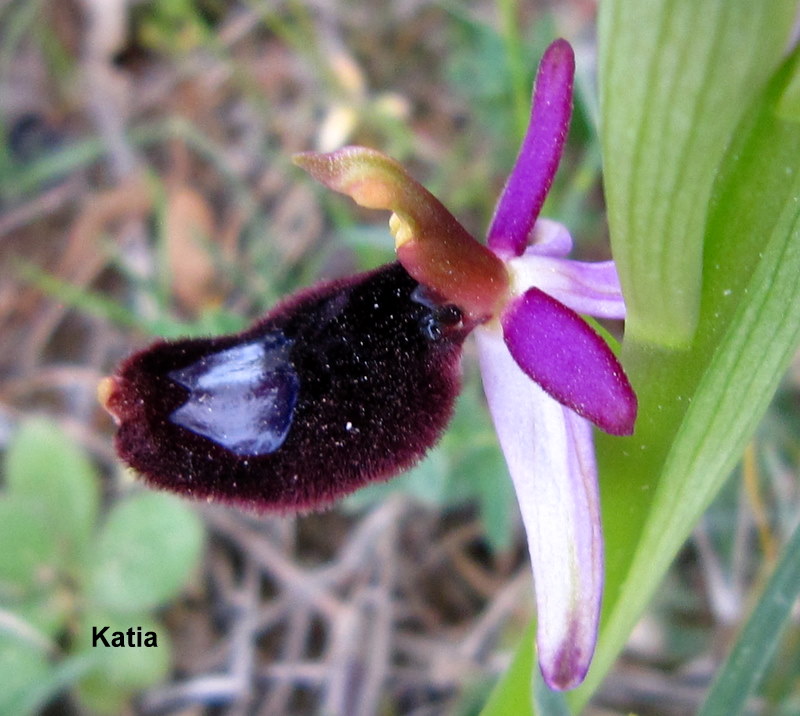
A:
497 0 529 140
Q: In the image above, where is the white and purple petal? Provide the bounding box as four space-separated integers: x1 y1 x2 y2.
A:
500 287 637 435
509 251 626 321
487 40 575 259
475 324 602 690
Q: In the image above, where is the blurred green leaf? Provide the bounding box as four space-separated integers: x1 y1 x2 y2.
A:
404 447 453 504
11 590 71 640
481 620 536 716
11 650 96 716
777 60 800 121
344 442 451 510
88 492 204 612
338 225 396 271
447 16 510 105
0 496 58 592
75 611 171 714
599 0 796 346
4 418 100 569
444 8 555 163
698 519 800 716
0 632 53 716
467 447 515 553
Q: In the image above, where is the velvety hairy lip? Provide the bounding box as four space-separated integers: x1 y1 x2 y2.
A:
104 263 468 512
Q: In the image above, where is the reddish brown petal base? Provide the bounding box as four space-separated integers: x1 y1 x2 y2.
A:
103 263 469 512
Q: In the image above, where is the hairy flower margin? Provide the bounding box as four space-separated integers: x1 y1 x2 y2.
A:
101 40 636 692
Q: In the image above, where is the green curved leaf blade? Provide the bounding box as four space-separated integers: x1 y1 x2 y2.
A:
4 418 100 571
599 0 796 346
88 492 204 612
0 632 53 716
0 496 59 592
481 620 535 716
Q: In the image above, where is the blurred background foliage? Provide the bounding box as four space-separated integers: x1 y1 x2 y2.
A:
0 0 798 714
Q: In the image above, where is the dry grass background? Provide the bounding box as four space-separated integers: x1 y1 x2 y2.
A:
2 1 799 714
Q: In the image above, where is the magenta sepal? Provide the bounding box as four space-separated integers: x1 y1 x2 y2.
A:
488 39 575 259
500 287 637 436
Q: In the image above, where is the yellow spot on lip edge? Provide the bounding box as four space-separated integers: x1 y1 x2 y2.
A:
97 377 121 424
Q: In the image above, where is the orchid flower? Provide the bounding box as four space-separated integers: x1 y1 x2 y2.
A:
100 39 635 692
294 39 636 689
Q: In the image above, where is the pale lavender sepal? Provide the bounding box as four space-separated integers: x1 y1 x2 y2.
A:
524 217 574 258
487 39 575 259
475 325 602 690
501 288 637 435
509 252 626 320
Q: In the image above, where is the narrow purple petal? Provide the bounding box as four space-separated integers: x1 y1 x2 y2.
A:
487 39 575 258
510 253 627 320
475 325 602 690
501 288 637 435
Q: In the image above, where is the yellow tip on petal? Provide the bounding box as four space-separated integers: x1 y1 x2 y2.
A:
389 212 413 248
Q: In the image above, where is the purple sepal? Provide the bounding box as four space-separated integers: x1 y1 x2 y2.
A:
501 287 637 435
475 325 602 690
487 39 575 259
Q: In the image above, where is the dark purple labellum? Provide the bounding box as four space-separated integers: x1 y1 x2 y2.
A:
104 263 470 512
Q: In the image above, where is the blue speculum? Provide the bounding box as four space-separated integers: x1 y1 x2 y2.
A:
168 332 299 456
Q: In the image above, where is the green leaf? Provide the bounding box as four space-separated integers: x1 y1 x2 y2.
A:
0 496 59 592
0 632 54 716
481 620 536 716
598 0 797 346
16 258 166 334
343 443 451 510
776 63 800 122
471 446 516 553
75 611 171 714
88 492 204 612
10 589 71 640
698 520 800 716
4 418 100 570
11 651 96 716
